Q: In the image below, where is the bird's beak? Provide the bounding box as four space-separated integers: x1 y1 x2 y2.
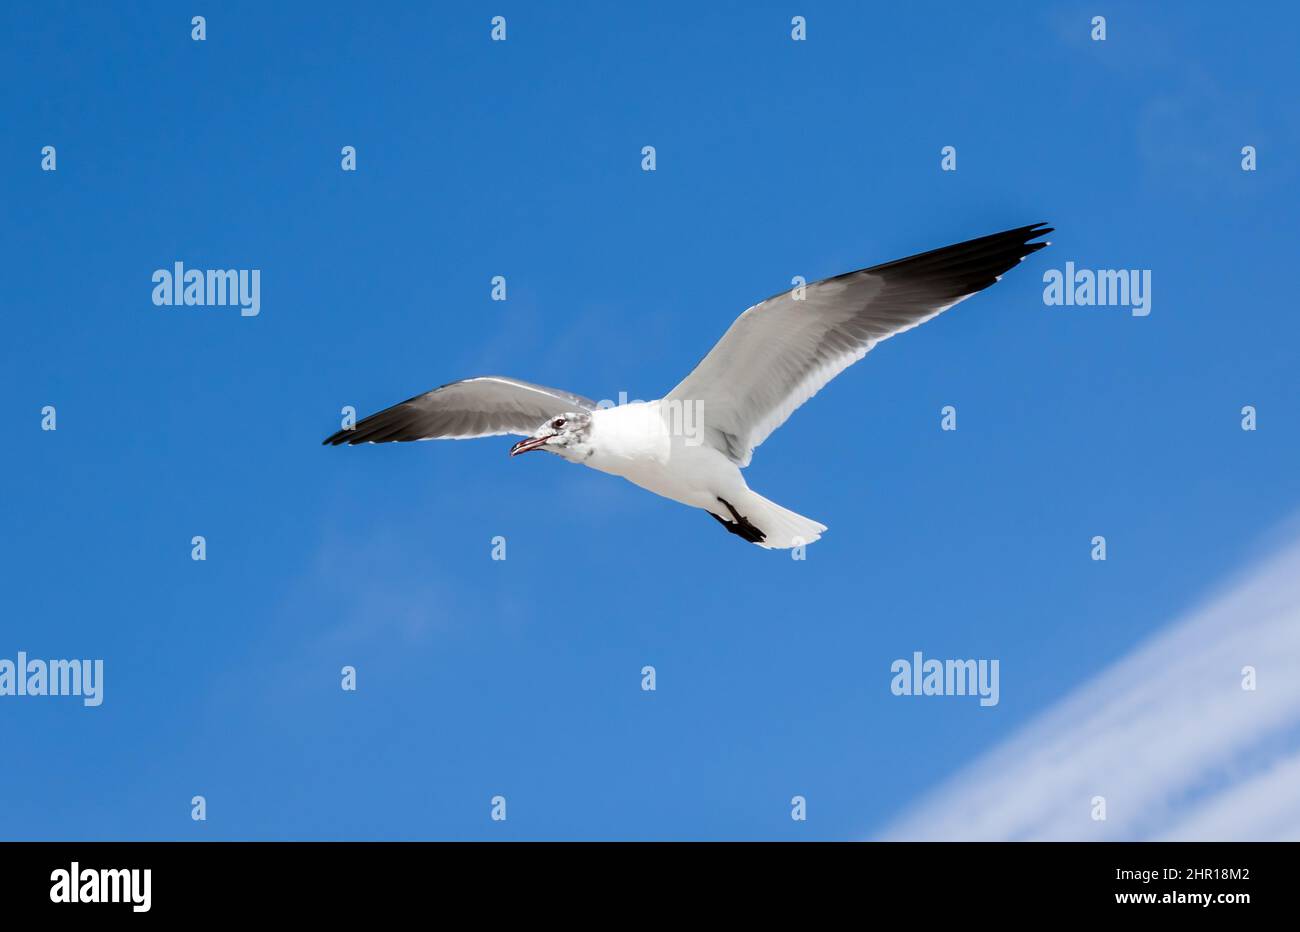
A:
509 435 551 457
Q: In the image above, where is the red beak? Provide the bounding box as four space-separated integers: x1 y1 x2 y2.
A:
509 435 551 457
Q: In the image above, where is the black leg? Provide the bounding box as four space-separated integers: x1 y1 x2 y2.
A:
708 497 767 544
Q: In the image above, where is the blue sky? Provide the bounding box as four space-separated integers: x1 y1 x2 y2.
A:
2 2 1297 840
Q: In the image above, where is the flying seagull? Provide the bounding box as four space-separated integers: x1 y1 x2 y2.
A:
324 223 1052 548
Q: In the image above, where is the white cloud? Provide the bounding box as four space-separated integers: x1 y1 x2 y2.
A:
881 529 1300 841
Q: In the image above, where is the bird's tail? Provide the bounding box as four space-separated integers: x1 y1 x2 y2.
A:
739 490 827 550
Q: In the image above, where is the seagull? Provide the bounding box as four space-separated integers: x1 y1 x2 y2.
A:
324 223 1051 548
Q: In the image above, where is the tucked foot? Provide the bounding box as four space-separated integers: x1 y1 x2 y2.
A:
708 497 767 544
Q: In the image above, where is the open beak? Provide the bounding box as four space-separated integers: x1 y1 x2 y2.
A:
509 435 552 457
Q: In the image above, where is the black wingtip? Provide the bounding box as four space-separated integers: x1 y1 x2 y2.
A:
1024 223 1054 256
843 220 1057 304
1024 222 1054 245
1001 221 1053 245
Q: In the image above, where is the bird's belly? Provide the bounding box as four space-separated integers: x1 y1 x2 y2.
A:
586 441 739 511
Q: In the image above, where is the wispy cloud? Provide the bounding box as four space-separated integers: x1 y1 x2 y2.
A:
881 527 1300 841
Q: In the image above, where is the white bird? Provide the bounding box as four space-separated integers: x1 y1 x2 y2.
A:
324 223 1052 548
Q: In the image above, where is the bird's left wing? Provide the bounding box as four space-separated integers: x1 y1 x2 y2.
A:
665 223 1052 466
322 375 597 445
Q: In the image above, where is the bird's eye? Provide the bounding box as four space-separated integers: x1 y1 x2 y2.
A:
552 418 566 429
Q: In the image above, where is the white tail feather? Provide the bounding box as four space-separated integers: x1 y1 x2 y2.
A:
738 490 827 549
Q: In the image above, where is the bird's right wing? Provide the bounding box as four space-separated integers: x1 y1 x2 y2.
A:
665 223 1052 466
322 375 597 445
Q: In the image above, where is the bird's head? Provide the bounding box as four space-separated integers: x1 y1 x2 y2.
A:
509 411 593 461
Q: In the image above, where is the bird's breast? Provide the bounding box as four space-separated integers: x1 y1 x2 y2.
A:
581 402 733 509
586 403 672 476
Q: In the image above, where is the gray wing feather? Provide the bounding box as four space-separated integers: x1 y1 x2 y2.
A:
323 376 597 445
666 224 1052 466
